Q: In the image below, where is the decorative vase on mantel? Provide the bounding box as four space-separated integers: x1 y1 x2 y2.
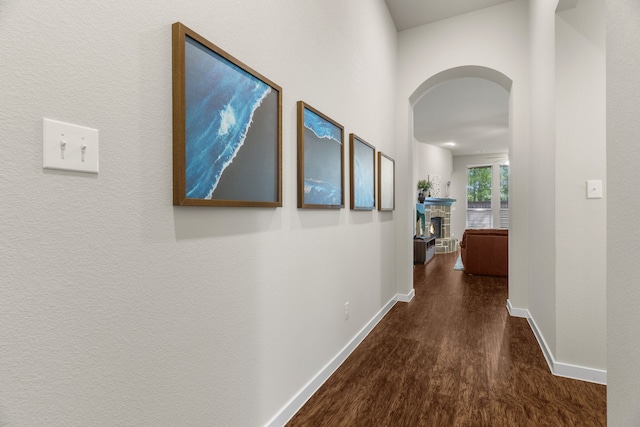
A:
417 179 431 203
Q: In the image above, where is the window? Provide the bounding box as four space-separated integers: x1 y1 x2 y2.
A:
466 163 509 229
500 164 509 229
467 166 492 228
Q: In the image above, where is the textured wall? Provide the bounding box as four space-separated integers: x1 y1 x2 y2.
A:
555 0 606 371
0 1 397 425
607 0 640 424
527 0 559 358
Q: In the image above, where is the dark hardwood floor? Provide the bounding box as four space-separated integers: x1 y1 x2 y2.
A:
287 252 606 426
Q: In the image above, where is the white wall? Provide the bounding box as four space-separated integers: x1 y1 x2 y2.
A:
414 142 453 197
521 0 607 383
451 156 472 239
528 0 559 359
555 0 606 371
0 1 398 425
395 0 530 307
607 0 640 424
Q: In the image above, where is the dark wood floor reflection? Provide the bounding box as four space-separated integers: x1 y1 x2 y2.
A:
287 252 606 426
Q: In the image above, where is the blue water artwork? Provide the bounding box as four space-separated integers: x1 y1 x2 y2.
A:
182 34 280 204
299 104 344 208
351 135 375 210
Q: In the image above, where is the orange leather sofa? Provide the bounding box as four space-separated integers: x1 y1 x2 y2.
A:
459 229 508 277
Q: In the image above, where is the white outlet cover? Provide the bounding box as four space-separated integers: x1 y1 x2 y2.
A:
43 118 99 173
586 179 603 199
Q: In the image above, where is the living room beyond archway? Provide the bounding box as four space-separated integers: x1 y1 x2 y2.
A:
410 66 511 276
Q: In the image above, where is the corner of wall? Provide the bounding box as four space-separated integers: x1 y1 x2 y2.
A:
507 302 607 385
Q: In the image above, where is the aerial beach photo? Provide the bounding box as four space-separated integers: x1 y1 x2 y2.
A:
299 104 344 208
173 22 282 207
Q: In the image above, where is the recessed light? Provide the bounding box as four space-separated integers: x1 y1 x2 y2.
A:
445 142 456 147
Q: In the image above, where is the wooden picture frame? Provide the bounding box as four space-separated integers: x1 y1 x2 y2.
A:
172 22 282 207
297 101 344 209
378 152 395 211
349 134 375 210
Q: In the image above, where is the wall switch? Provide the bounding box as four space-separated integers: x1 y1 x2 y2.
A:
43 118 99 173
344 302 349 320
586 180 603 199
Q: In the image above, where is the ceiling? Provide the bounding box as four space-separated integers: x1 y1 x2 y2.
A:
384 0 513 158
384 0 514 31
413 78 509 157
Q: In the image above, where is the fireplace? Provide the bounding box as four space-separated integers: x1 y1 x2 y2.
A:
419 198 458 254
430 217 442 239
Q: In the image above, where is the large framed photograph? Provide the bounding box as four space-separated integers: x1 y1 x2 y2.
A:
378 152 395 211
297 101 344 209
172 22 282 207
349 134 375 210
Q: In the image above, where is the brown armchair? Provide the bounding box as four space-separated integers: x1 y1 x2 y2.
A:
459 229 508 277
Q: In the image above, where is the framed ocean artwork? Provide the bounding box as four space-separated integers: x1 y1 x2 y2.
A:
172 22 282 207
378 152 395 211
349 134 375 210
297 101 344 209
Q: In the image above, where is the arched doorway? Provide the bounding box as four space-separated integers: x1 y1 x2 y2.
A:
409 65 513 279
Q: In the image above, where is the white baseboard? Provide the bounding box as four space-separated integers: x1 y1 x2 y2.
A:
396 288 415 303
507 302 607 385
554 361 607 385
506 299 529 318
526 313 556 374
265 295 401 427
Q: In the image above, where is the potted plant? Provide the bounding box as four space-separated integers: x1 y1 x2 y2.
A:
417 179 431 202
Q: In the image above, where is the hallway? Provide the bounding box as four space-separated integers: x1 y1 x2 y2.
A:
287 252 606 426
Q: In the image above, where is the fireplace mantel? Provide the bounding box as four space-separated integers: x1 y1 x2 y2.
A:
422 198 456 207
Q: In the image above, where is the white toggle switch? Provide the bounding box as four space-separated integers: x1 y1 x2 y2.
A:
586 180 603 199
43 118 99 173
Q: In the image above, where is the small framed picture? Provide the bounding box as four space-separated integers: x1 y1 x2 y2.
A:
378 152 395 211
297 101 344 209
349 134 375 210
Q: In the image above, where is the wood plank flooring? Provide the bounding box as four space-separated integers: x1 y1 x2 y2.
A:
286 252 606 426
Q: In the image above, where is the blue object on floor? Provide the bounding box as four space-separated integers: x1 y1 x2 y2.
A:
454 255 464 271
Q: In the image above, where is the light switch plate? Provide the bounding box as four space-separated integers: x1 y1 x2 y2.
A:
43 118 99 173
586 180 603 199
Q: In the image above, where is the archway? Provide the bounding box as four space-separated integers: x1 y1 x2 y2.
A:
409 65 513 280
410 66 512 106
